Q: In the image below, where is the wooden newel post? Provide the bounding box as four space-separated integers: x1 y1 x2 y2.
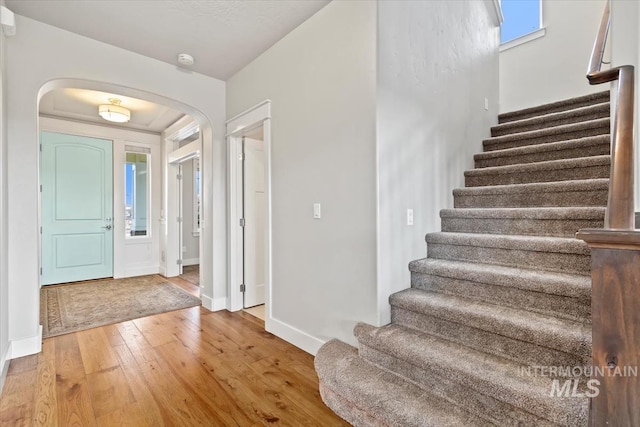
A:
577 229 640 426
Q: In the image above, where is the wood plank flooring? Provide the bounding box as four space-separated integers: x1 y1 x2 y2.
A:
0 277 348 426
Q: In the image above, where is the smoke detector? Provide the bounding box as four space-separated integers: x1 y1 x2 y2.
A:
178 53 194 66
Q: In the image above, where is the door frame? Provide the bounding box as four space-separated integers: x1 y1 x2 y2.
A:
39 118 161 280
226 100 272 318
163 116 201 279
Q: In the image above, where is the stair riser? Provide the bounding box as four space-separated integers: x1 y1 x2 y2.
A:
411 272 591 322
499 92 609 123
454 188 608 208
465 164 610 187
492 108 610 137
359 345 582 426
475 142 610 168
391 306 590 367
484 125 609 152
441 216 604 238
426 242 591 275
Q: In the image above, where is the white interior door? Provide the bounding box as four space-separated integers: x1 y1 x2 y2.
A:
243 137 265 308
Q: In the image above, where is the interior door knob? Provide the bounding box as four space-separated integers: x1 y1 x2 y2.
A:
101 224 112 230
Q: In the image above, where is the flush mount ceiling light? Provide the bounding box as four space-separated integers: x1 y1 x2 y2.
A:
98 98 131 123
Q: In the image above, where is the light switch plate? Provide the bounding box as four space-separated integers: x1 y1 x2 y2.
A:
314 203 321 219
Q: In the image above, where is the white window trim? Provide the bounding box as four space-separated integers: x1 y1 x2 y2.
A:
500 27 546 52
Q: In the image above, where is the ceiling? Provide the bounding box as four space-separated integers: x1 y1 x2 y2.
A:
14 1 331 132
40 88 185 133
6 0 331 80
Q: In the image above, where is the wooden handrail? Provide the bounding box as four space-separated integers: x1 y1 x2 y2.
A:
586 2 636 230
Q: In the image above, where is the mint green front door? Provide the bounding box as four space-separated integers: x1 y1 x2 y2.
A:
40 132 113 285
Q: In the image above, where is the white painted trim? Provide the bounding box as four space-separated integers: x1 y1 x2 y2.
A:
163 115 198 143
167 140 200 164
490 0 504 25
225 99 271 125
500 27 546 52
182 257 199 266
124 265 159 278
0 344 11 394
265 317 325 356
201 294 226 311
159 266 167 276
10 325 42 359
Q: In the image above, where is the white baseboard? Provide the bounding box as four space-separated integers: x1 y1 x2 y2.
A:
159 266 167 276
125 265 160 278
0 343 11 394
201 294 227 311
182 258 199 266
10 325 43 359
266 317 325 356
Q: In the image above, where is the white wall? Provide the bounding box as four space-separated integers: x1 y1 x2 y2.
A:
500 0 607 113
376 0 500 325
5 15 226 357
0 0 11 389
39 117 163 277
226 0 378 349
610 0 640 212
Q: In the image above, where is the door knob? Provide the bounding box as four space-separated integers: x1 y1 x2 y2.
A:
101 224 112 230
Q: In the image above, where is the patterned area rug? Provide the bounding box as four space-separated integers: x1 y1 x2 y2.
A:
40 274 201 338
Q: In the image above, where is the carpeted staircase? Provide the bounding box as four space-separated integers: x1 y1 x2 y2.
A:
315 91 611 426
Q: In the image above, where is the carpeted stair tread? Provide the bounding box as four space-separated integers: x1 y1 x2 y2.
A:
426 232 591 275
315 340 485 427
426 232 590 254
498 91 609 123
409 258 591 321
483 118 609 151
491 102 609 137
453 178 609 208
474 135 610 168
389 289 590 358
440 206 605 221
354 323 588 426
465 155 610 187
316 90 607 426
409 258 591 300
440 206 605 237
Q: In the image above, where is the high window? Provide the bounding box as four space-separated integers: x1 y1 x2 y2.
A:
501 0 542 44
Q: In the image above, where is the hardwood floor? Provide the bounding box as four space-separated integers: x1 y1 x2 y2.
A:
0 294 348 425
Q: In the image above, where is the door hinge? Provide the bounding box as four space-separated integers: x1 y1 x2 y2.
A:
239 153 245 161
40 267 43 275
40 227 42 234
177 217 183 223
40 184 42 192
239 218 245 227
177 259 183 265
177 174 183 180
240 284 246 292
39 144 42 152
